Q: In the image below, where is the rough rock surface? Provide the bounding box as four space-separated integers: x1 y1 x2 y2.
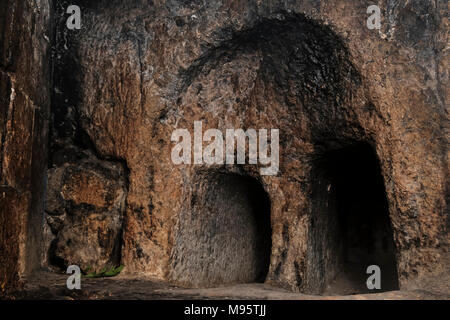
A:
44 150 127 272
0 0 445 297
171 172 272 287
0 0 52 295
46 0 448 294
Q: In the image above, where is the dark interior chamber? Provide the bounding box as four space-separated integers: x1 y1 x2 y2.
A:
311 143 399 295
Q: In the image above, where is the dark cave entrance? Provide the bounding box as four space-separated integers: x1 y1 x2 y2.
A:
172 173 272 287
311 143 399 295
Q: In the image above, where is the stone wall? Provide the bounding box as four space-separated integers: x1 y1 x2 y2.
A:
0 0 52 295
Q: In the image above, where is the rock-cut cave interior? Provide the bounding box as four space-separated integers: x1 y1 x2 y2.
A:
0 0 448 300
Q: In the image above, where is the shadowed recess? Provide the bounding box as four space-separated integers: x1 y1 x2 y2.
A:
171 173 272 287
310 143 399 295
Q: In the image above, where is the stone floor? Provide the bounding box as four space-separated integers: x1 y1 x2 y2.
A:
9 270 450 300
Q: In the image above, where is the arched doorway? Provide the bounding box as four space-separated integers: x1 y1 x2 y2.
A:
171 173 272 287
311 143 399 294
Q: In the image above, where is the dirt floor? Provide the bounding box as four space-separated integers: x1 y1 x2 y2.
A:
9 270 449 300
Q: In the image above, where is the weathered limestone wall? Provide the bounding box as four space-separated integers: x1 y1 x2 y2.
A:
45 0 448 294
0 0 52 295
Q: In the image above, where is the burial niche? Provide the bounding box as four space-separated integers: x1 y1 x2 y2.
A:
171 173 272 287
311 143 399 295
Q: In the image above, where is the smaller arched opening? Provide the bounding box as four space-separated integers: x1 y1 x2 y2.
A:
171 173 272 287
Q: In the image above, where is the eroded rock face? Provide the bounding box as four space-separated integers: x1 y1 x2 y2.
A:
46 0 448 294
0 0 52 295
45 150 126 272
